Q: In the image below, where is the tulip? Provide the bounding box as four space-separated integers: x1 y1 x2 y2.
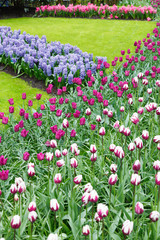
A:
56 159 65 167
108 174 118 185
28 167 35 177
46 152 53 161
82 225 90 236
62 149 68 156
109 144 116 152
153 161 160 171
62 119 69 128
37 153 45 161
135 202 144 214
96 115 101 122
70 129 76 137
131 114 139 125
89 190 99 203
119 125 125 134
15 177 23 187
23 152 30 161
10 184 18 194
50 140 57 148
114 120 119 129
97 203 108 218
110 164 117 173
70 158 78 168
81 192 89 205
85 108 91 116
55 150 61 158
122 220 133 235
142 130 149 140
47 233 58 240
95 212 102 222
11 215 21 229
114 146 124 159
54 173 62 184
90 144 97 153
18 181 26 194
90 153 97 162
28 201 36 212
28 163 34 169
74 175 82 184
128 142 135 151
80 117 85 125
0 155 8 165
149 211 160 222
50 199 59 211
14 194 19 202
123 127 131 136
153 135 160 143
133 160 141 173
22 93 26 100
131 174 141 186
28 211 37 223
84 183 93 193
0 170 9 180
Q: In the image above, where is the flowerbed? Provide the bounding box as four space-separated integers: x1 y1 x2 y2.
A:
0 26 105 87
35 3 157 20
0 23 160 239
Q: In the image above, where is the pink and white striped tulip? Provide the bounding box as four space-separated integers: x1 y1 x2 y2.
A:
108 174 118 185
82 225 90 236
131 173 141 185
99 127 105 136
50 199 59 211
135 202 144 214
11 215 21 229
46 152 53 161
97 203 109 218
62 119 69 128
90 144 97 153
142 130 149 140
70 158 78 168
110 164 117 173
90 153 97 162
55 150 61 158
153 160 160 171
54 173 62 184
150 211 160 222
74 175 82 184
56 159 65 167
50 140 57 148
109 144 116 152
28 201 36 212
122 220 133 235
28 211 37 223
114 146 125 159
89 190 99 202
84 183 93 193
128 142 135 151
10 184 17 194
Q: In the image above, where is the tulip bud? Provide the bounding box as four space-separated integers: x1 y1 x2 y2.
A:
119 125 125 134
28 201 36 212
14 193 19 202
55 150 61 158
153 160 160 171
142 130 149 140
28 162 34 169
95 212 102 222
131 173 141 185
81 192 89 205
62 149 68 156
54 173 62 184
28 167 35 177
62 119 69 128
70 158 78 168
99 127 105 136
114 146 125 159
133 160 141 172
50 199 59 211
10 184 18 194
155 172 160 185
23 152 30 161
56 159 65 167
74 175 82 184
90 153 97 162
128 98 133 105
128 142 135 151
82 225 90 236
120 106 125 112
109 144 116 152
89 190 99 202
47 233 58 240
84 183 93 193
153 135 160 143
114 121 119 129
46 152 53 161
131 114 139 125
11 215 21 229
135 202 144 214
50 140 57 148
37 152 45 161
138 107 144 115
103 108 108 115
15 177 23 187
122 220 133 235
90 144 97 153
28 211 37 223
108 174 118 185
149 211 160 222
134 137 143 149
123 127 131 136
158 143 160 150
18 181 26 193
85 108 91 116
110 164 117 173
96 115 102 122
97 203 109 218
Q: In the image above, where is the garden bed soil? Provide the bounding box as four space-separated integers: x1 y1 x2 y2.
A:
0 6 35 19
0 63 57 94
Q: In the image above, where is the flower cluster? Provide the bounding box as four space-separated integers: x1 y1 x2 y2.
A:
35 3 157 20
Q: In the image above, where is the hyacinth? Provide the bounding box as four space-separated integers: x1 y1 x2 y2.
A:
122 220 133 235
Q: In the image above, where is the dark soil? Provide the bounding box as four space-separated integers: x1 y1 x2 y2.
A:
0 63 57 95
0 6 35 19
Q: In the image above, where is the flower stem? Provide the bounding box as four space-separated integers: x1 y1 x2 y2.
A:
102 218 104 240
54 212 56 231
132 185 136 221
91 203 94 240
157 185 160 211
14 229 16 240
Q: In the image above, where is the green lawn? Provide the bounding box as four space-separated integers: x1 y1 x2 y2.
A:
0 72 49 118
0 18 156 61
0 18 156 116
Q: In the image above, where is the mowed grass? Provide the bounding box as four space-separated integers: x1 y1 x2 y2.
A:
0 18 156 115
0 72 49 119
0 18 156 61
